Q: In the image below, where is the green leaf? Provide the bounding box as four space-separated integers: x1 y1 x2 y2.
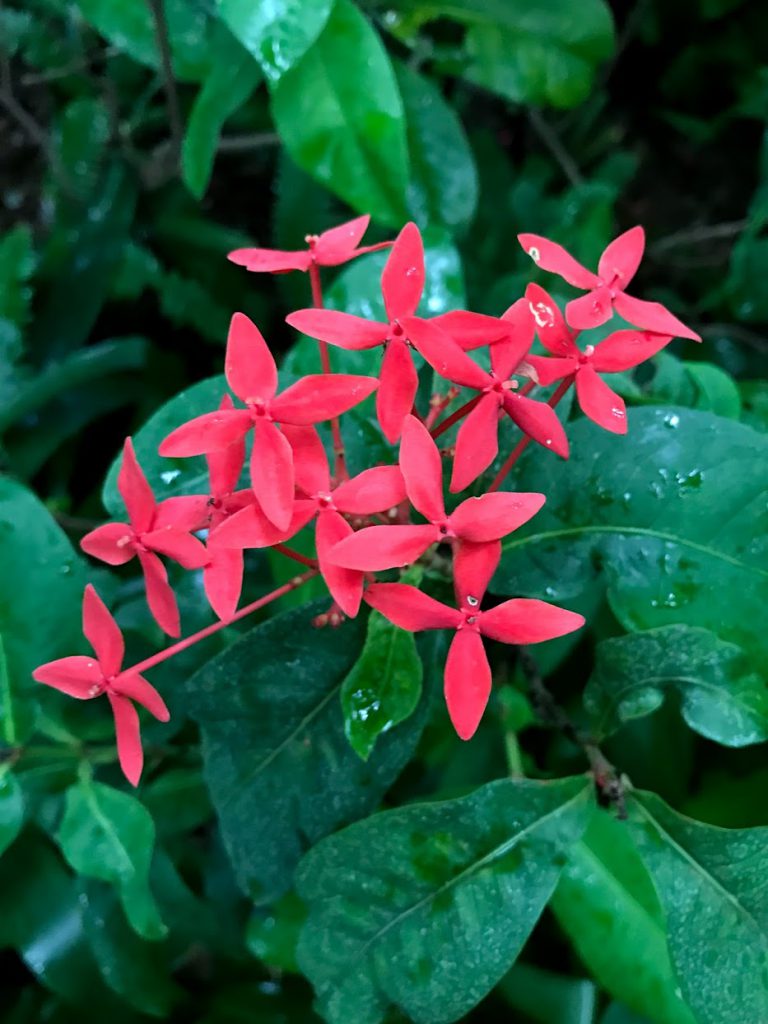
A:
184 600 432 903
246 890 307 973
685 362 742 418
55 97 111 200
551 810 695 1024
270 0 409 226
102 374 227 516
297 777 593 1024
57 778 166 941
218 0 334 82
628 791 768 1024
394 61 478 230
0 224 34 395
585 625 768 747
341 608 423 760
497 962 598 1024
495 407 768 670
182 30 261 198
0 768 24 858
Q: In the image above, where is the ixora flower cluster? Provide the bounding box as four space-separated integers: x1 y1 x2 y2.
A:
33 216 700 785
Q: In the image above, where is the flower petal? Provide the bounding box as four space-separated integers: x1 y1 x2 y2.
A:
491 298 535 379
524 284 577 356
82 584 123 677
316 511 363 617
453 540 500 607
613 293 701 341
598 225 645 289
203 547 244 621
503 393 569 458
333 465 406 515
282 424 330 496
153 495 209 532
286 309 388 350
114 673 170 722
329 524 437 571
517 234 599 289
450 394 501 493
430 311 510 350
271 375 378 424
525 355 578 387
400 414 445 522
33 656 102 698
142 527 209 568
450 492 545 543
250 420 295 530
575 365 627 434
212 500 315 549
365 583 461 631
158 409 252 458
206 394 247 497
227 246 311 273
592 329 673 373
565 286 614 331
403 316 490 390
444 629 491 740
108 693 143 787
80 522 135 565
479 599 585 645
137 550 180 637
381 222 424 320
377 337 418 443
225 312 278 402
317 214 376 265
117 438 155 533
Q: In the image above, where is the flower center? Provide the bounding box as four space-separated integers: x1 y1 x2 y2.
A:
246 397 270 418
315 491 335 510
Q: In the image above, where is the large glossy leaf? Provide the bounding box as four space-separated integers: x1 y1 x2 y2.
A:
270 0 409 226
218 0 334 82
628 791 768 1024
494 408 768 668
56 778 166 941
585 625 768 747
184 601 433 903
297 777 593 1024
551 810 695 1024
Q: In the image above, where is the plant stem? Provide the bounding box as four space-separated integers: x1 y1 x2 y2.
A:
146 0 183 170
124 570 317 678
430 395 481 439
308 262 347 480
425 387 460 430
272 543 318 569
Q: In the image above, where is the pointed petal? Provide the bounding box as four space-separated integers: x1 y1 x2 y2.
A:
431 311 511 350
143 527 209 568
159 409 252 457
271 375 378 424
286 309 388 349
80 522 135 565
316 511 364 617
227 246 311 273
517 234 599 289
492 299 535 379
403 317 489 390
575 366 628 434
154 495 209 532
613 292 701 341
225 312 277 402
317 214 372 265
108 694 143 787
503 393 569 458
377 338 418 443
364 583 461 631
450 492 545 543
333 465 406 515
479 598 585 645
82 584 123 677
33 656 102 698
207 394 247 496
450 394 500 493
114 674 170 722
566 286 614 331
329 524 437 571
592 329 673 372
525 283 577 356
118 438 155 532
212 499 315 549
526 355 578 387
137 551 180 637
381 222 424 320
598 225 645 288
282 424 330 495
203 547 244 621
453 540 500 606
444 630 491 741
400 414 445 522
250 420 295 530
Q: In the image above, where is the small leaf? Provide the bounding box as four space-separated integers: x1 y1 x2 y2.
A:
218 0 334 82
57 779 166 940
0 768 24 858
297 777 593 1024
686 362 742 418
246 890 307 973
585 626 768 747
628 791 768 1024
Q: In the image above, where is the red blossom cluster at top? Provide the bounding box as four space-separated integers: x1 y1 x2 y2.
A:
33 216 700 784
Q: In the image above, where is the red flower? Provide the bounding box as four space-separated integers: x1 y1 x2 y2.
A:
32 585 169 786
81 438 208 637
158 313 378 531
215 425 406 616
525 284 673 434
328 415 545 572
366 542 584 740
228 214 390 274
518 226 701 340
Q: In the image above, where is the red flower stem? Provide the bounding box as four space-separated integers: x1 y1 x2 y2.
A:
124 569 318 678
488 376 574 492
308 261 347 481
430 395 482 439
425 386 460 430
272 543 318 569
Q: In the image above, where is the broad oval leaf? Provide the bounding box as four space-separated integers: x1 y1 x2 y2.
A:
628 791 768 1024
296 777 593 1024
218 0 334 82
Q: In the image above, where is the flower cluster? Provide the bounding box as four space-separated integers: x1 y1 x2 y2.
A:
34 216 700 784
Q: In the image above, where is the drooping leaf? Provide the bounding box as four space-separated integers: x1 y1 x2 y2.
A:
0 768 24 858
218 0 334 82
628 791 768 1024
551 810 696 1024
296 777 593 1024
184 600 432 903
585 625 768 747
270 0 409 226
56 778 166 941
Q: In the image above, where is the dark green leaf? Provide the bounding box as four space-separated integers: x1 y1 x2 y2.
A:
0 768 24 857
685 362 742 418
497 963 597 1024
218 0 334 81
54 97 111 200
246 890 307 972
184 600 431 902
0 224 34 398
628 791 768 1024
297 777 593 1024
271 0 409 226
